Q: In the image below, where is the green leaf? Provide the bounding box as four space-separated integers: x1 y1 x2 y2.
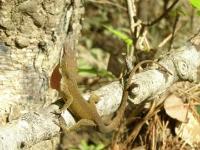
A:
78 67 115 79
97 69 115 78
197 10 200 16
104 25 133 46
79 141 89 150
189 0 200 10
78 67 98 75
196 105 200 115
77 140 105 150
95 144 105 150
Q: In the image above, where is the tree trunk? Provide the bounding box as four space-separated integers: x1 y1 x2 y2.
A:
0 0 84 149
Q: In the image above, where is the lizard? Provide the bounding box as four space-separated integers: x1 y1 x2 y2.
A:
51 41 132 133
50 41 173 133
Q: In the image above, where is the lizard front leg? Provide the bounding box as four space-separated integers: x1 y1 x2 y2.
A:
88 92 100 104
60 83 73 112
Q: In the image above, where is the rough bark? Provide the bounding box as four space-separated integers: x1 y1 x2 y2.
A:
0 0 83 122
0 0 84 149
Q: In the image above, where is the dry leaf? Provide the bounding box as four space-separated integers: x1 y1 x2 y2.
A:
175 111 200 147
164 94 188 122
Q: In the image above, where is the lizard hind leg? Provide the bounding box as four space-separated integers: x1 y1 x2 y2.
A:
59 118 97 133
69 119 96 131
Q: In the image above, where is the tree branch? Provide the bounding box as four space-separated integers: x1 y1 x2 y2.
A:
0 42 200 149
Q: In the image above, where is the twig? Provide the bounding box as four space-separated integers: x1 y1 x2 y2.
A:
124 101 157 146
126 0 137 34
158 24 181 48
143 0 179 26
127 60 173 89
126 0 139 65
168 14 180 51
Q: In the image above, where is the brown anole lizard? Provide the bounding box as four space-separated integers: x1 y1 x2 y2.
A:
51 41 130 133
50 41 173 133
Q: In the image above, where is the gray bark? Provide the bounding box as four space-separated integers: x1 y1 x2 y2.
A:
0 0 83 122
0 0 84 149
